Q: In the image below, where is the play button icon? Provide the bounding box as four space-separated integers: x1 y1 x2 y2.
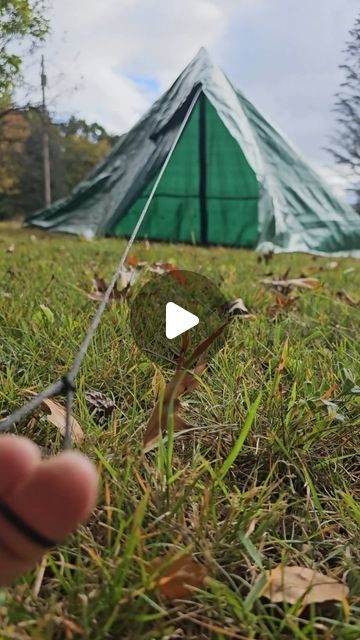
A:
130 269 228 369
166 302 199 340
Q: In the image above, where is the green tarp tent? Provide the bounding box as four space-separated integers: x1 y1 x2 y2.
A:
26 48 360 256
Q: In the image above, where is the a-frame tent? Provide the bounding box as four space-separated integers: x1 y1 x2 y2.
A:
26 48 360 256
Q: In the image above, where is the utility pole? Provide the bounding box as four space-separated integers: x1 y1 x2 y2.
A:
41 55 51 207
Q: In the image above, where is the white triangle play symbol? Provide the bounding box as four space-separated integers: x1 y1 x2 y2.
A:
166 302 199 340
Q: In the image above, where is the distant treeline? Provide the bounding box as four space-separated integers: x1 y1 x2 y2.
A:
0 109 118 220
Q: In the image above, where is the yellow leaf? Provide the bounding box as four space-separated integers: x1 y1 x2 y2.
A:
151 366 166 399
262 565 349 605
278 337 289 374
41 399 84 445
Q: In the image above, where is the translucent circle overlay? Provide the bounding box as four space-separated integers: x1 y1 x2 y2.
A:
130 270 228 369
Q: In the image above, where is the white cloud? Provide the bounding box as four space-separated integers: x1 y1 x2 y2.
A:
23 0 242 132
18 0 359 191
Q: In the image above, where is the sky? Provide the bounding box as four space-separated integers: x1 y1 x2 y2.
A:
23 0 359 196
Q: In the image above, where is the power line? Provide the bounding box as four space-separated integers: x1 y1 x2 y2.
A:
41 55 52 208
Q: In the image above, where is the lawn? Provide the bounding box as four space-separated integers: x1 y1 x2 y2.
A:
0 221 359 639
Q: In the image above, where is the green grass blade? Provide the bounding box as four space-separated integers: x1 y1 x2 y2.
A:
218 392 262 481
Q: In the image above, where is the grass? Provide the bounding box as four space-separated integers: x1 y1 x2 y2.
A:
0 221 359 639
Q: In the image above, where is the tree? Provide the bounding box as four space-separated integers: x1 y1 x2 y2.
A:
0 108 30 218
59 122 115 193
329 13 360 208
0 112 117 219
0 0 49 100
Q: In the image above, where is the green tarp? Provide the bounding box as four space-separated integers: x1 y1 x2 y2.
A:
26 48 360 256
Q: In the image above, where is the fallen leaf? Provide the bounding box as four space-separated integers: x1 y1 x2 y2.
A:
41 399 84 445
127 255 139 268
151 367 166 399
179 354 207 394
321 399 346 422
6 244 15 253
148 260 187 283
327 261 339 270
126 256 148 269
175 332 190 371
321 386 337 400
336 289 360 308
87 274 130 301
85 389 115 425
261 277 320 292
151 553 208 599
262 565 349 605
149 262 172 274
169 269 189 285
267 292 298 317
155 261 177 272
120 267 139 288
145 397 190 448
224 298 253 317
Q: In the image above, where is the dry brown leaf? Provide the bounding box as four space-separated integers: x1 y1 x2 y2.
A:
87 274 130 301
127 255 139 268
267 292 298 317
321 385 337 400
261 277 320 291
168 269 189 286
179 352 207 394
154 261 177 272
262 565 349 605
336 289 360 308
120 267 139 288
176 332 191 371
41 399 84 445
126 256 148 269
144 396 191 448
148 262 189 284
152 553 208 600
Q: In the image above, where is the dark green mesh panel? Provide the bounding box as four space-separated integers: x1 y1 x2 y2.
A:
112 101 201 242
205 99 259 246
112 95 259 246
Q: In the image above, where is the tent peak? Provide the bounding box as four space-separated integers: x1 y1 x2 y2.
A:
192 46 213 64
196 46 211 56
